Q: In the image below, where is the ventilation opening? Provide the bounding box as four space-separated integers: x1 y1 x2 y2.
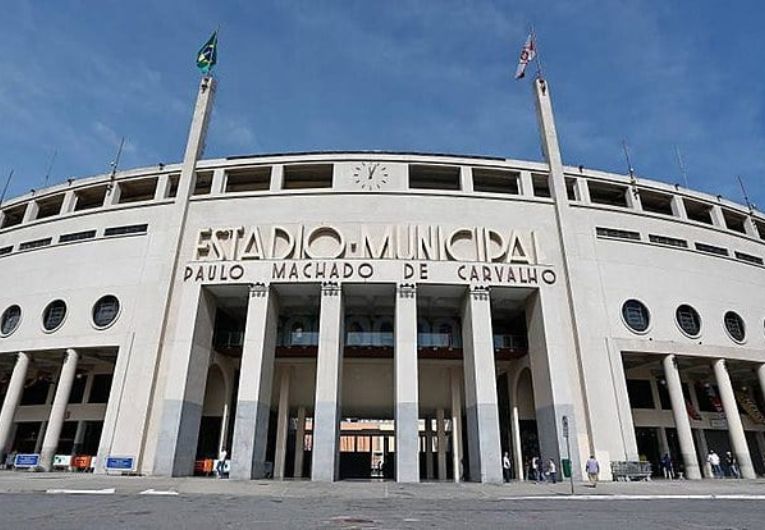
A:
193 172 213 196
596 227 640 240
588 181 629 207
639 189 674 216
722 209 747 234
104 224 148 237
35 195 64 220
59 230 97 244
0 246 11 255
74 186 108 212
225 167 271 193
472 168 519 194
734 251 763 265
117 177 158 204
684 199 713 225
565 177 577 201
19 237 52 251
531 173 551 198
695 242 728 256
167 174 180 198
649 234 688 248
408 165 460 191
282 164 334 190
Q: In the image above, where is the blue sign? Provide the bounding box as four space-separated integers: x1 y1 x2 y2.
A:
105 456 134 471
14 454 40 468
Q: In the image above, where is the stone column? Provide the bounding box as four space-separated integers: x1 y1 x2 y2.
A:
662 355 701 479
713 359 756 479
511 403 524 480
153 285 216 477
230 284 279 480
757 364 765 412
436 408 447 480
273 367 292 479
312 282 344 482
693 429 713 478
425 417 434 480
0 353 30 454
395 283 419 483
40 349 79 470
450 368 463 482
293 407 306 478
460 286 503 484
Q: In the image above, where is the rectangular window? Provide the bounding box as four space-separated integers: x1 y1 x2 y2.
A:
68 375 87 404
695 383 721 412
639 190 674 216
754 219 765 241
35 195 65 220
649 234 688 248
626 379 655 409
59 230 96 243
117 177 158 204
588 181 629 207
472 168 519 194
88 374 113 404
0 204 26 228
722 210 747 234
408 165 460 191
531 173 551 198
695 242 729 256
167 174 180 198
283 164 334 189
74 185 108 212
20 380 51 405
104 224 148 237
734 251 764 265
596 227 640 240
0 246 12 256
565 177 577 201
18 237 52 250
225 167 271 193
192 172 213 196
684 199 713 225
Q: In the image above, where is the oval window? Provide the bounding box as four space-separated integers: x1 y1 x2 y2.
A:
676 305 701 337
42 300 67 332
724 311 746 343
92 295 120 328
622 299 650 333
0 305 21 336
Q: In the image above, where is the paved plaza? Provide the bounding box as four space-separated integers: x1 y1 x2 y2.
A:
0 473 764 528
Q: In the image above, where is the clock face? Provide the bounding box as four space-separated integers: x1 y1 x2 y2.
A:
352 162 389 190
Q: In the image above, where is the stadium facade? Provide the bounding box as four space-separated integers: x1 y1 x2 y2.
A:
0 77 764 483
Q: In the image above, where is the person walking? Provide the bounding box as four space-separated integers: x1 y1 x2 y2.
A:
216 449 227 478
531 456 540 482
725 452 740 479
707 450 722 478
502 452 512 483
547 459 557 484
660 453 674 479
585 455 600 487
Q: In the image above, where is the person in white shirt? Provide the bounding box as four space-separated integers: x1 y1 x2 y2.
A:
547 459 557 483
707 450 722 478
502 452 512 482
216 449 228 478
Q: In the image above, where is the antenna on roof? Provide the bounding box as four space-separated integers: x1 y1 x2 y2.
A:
674 145 689 189
622 140 635 180
0 169 14 207
107 137 125 192
737 175 754 213
43 149 58 187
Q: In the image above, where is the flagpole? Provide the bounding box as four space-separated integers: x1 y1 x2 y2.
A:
531 26 544 80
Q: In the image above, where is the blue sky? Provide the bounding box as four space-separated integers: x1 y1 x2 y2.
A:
2 0 764 208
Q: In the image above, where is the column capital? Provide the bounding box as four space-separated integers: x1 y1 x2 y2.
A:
65 348 79 360
320 282 341 297
249 282 269 298
397 283 417 298
468 285 490 301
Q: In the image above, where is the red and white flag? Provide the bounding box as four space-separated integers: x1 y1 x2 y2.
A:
514 34 536 79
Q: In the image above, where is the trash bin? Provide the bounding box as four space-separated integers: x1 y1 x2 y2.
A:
562 458 572 478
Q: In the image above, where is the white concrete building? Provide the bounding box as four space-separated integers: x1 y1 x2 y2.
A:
0 77 764 483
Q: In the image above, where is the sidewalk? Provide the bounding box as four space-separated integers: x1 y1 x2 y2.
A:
1 471 764 499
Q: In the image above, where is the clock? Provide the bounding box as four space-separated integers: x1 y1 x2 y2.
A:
352 162 389 190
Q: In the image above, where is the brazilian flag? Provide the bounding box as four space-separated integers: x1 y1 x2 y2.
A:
196 31 218 74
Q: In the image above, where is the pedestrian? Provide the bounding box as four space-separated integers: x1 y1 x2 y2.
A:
585 455 599 487
531 456 540 482
502 452 512 482
707 450 722 478
216 449 227 478
660 453 674 479
725 452 740 479
548 459 557 484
